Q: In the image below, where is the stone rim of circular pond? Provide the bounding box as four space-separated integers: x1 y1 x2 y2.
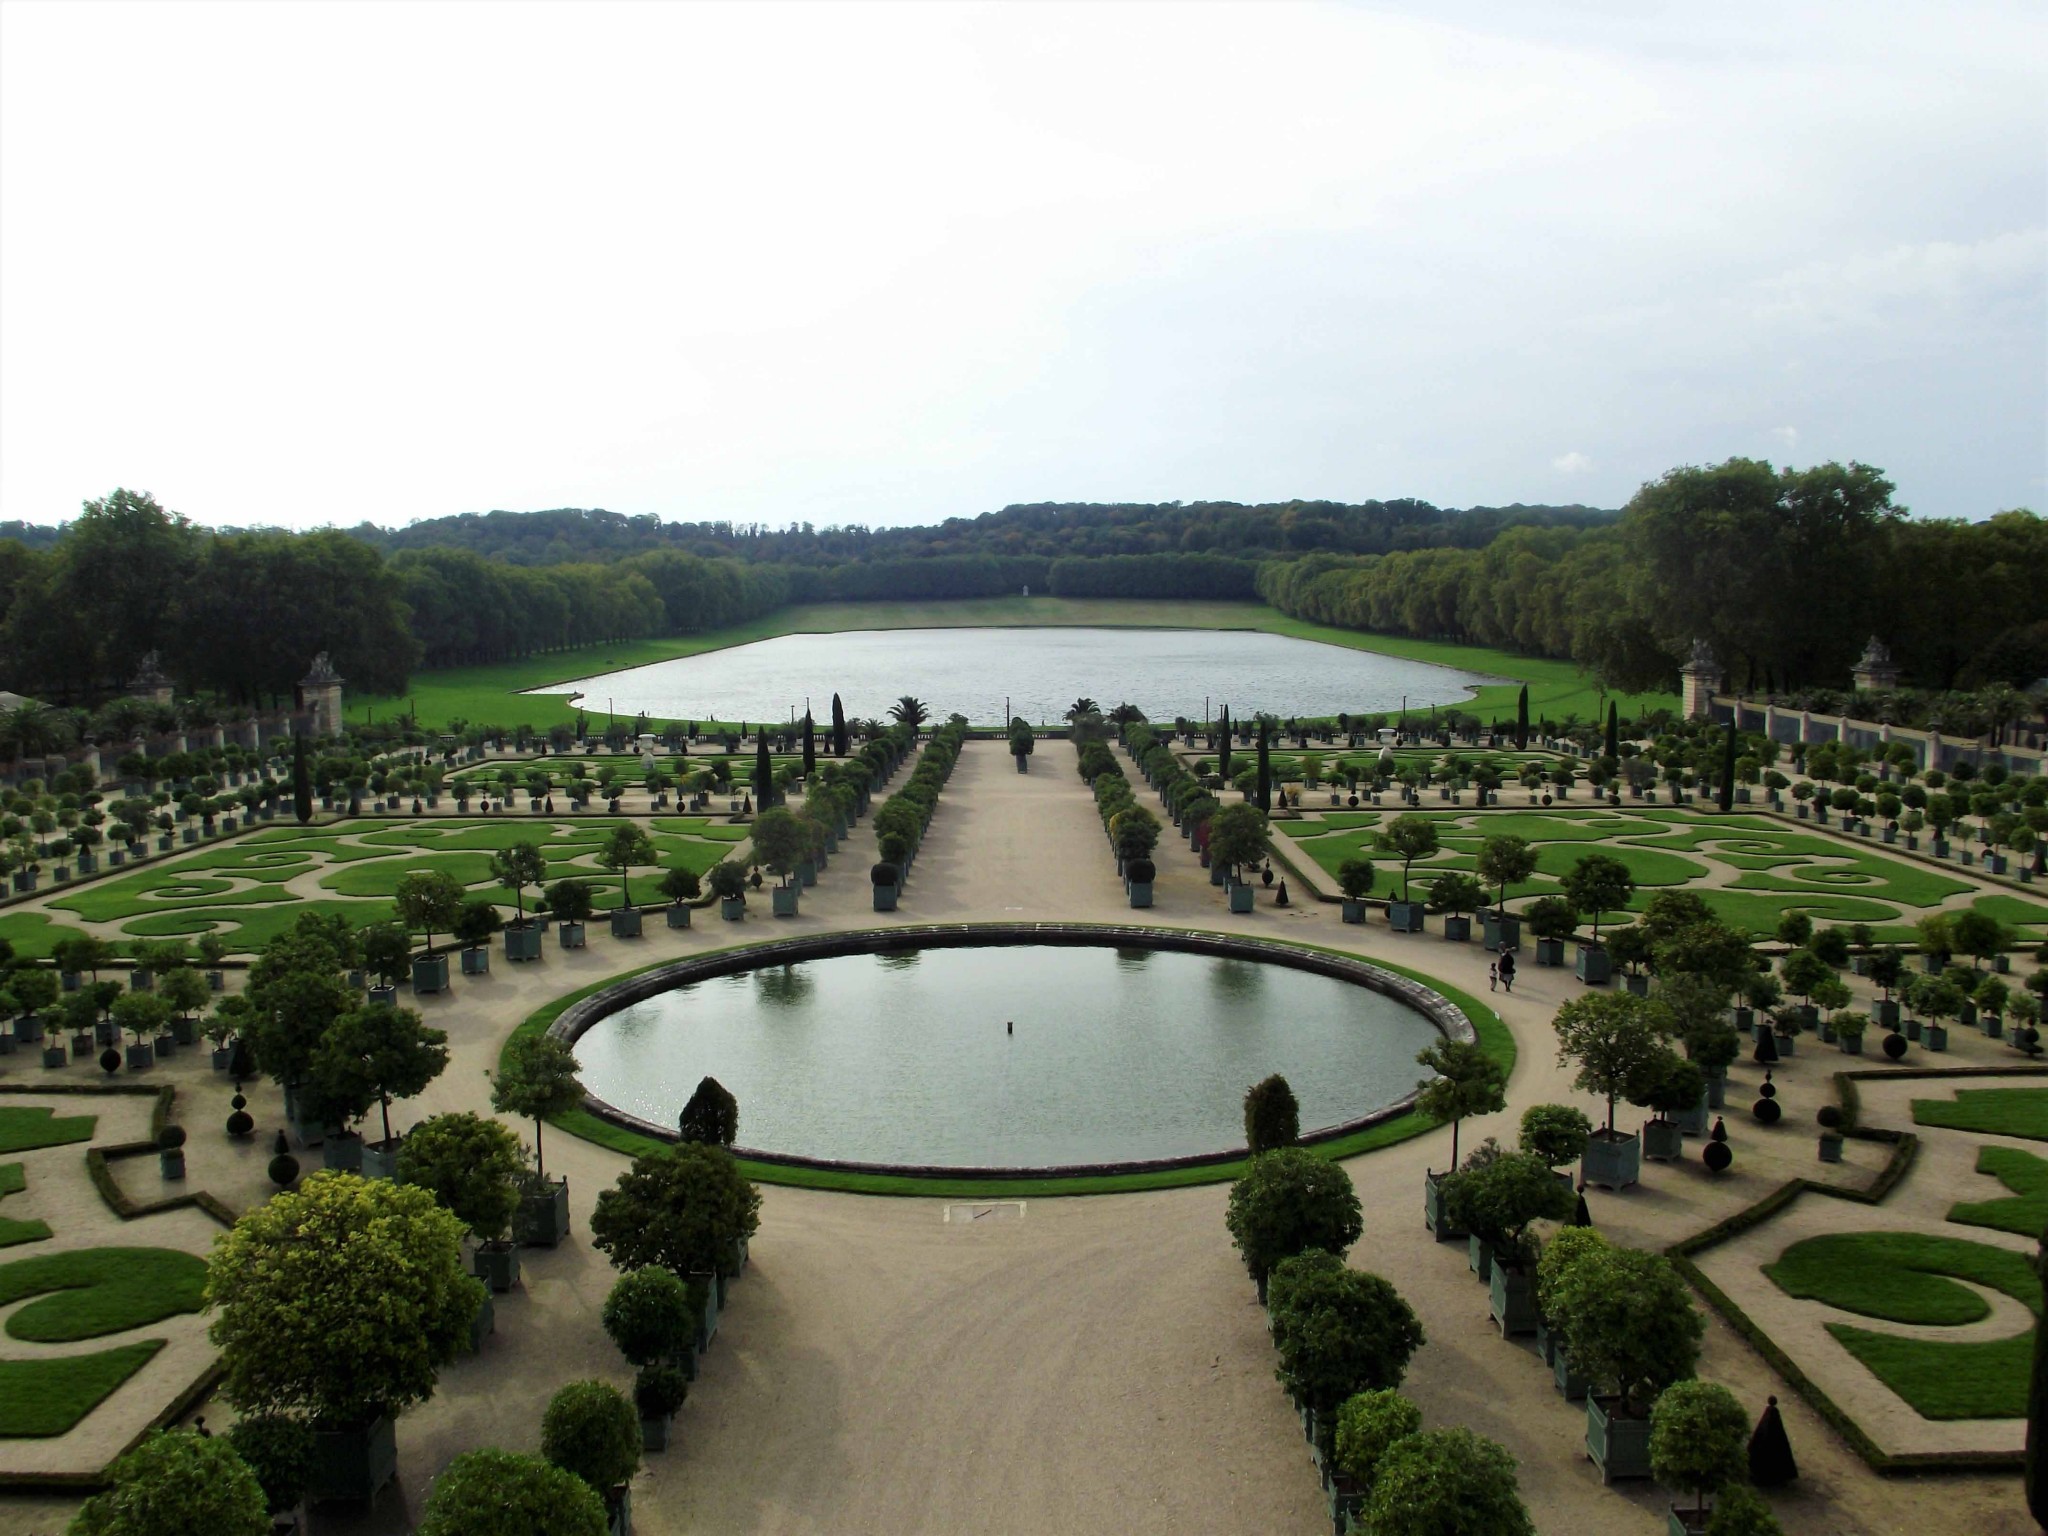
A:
550 923 1474 1182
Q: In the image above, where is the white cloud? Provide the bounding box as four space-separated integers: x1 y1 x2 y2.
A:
1770 428 1800 449
1552 452 1594 474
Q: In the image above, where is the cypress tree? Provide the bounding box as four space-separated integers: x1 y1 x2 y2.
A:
1243 1074 1300 1154
1218 706 1232 782
802 712 816 779
678 1075 739 1147
2030 1227 2048 1524
291 737 312 825
1255 718 1271 812
1719 718 1737 814
831 693 847 756
1605 701 1619 760
754 733 774 810
1516 686 1529 751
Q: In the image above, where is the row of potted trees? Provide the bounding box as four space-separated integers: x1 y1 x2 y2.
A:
868 718 963 911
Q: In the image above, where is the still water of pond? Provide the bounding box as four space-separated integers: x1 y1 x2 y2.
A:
572 944 1443 1168
531 626 1496 726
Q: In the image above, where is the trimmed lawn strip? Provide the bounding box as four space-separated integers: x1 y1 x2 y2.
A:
1949 1147 2048 1238
0 911 94 962
1913 1088 2048 1141
504 928 1510 1197
0 1163 51 1248
1764 1230 2035 1327
0 1107 98 1155
0 1342 165 1437
1827 1327 2032 1421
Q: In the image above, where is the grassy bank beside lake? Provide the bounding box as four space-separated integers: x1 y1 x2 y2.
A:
350 597 1676 732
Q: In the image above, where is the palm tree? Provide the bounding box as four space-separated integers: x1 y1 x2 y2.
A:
1065 698 1100 721
888 696 929 729
0 703 70 762
1107 703 1146 725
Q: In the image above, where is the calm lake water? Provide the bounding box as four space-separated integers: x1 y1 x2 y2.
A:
572 944 1442 1168
531 626 1494 726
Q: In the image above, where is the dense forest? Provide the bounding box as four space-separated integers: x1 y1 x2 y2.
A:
0 468 2038 727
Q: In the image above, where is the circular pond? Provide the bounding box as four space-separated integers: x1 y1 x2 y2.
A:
566 935 1453 1172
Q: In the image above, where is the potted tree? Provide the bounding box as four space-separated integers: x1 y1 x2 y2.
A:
1270 1262 1425 1463
600 824 656 938
1426 871 1485 943
1527 896 1579 967
660 865 700 927
1337 857 1374 923
70 1429 272 1535
708 859 748 920
751 807 808 917
1549 1243 1705 1484
602 1266 696 1450
541 1379 641 1533
493 1032 581 1246
1520 1103 1592 1191
1415 1038 1508 1240
453 899 503 976
1223 1147 1363 1302
1441 1151 1575 1334
1553 992 1672 1190
227 1413 315 1535
396 1111 526 1296
112 991 169 1070
1476 833 1537 951
870 860 901 911
416 1448 606 1535
1359 1428 1535 1536
1375 814 1440 932
1208 802 1271 914
1637 1053 1703 1162
493 841 548 961
1125 856 1156 908
1649 1379 1750 1535
547 878 595 947
1536 1226 1607 1391
300 1001 449 1180
205 1171 485 1504
1609 923 1656 997
1563 854 1635 985
394 870 464 995
1330 1388 1421 1532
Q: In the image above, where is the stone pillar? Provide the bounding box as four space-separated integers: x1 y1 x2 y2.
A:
1838 715 1852 745
1799 711 1815 745
1851 637 1901 695
1764 703 1780 743
1679 640 1723 722
1927 731 1944 772
297 654 344 738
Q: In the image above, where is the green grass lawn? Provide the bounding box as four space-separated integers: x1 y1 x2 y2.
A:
1949 1147 2048 1238
0 1107 98 1155
0 1247 209 1342
1914 1088 2048 1142
352 598 1678 732
0 910 93 962
0 1341 166 1437
0 1163 51 1248
1766 1230 2040 1420
501 930 1513 1196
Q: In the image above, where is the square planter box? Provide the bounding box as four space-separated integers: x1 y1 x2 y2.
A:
1127 880 1153 908
1818 1132 1844 1163
13 1015 43 1044
1489 1260 1539 1337
125 1042 155 1070
1467 1235 1493 1282
642 1414 673 1453
1481 912 1521 951
361 1138 402 1181
473 1241 521 1293
1642 1118 1684 1161
505 924 544 961
1581 1130 1640 1190
667 903 694 928
1227 884 1255 914
1386 900 1425 932
1874 999 1900 1028
720 897 747 921
610 908 644 939
1675 1090 1711 1135
1339 899 1366 924
324 1132 365 1173
558 922 587 949
515 1177 571 1247
771 885 800 917
459 946 491 977
1441 914 1472 942
873 885 900 911
42 1045 67 1069
1575 945 1612 985
1422 1171 1465 1241
1586 1396 1654 1483
307 1415 398 1505
1554 1345 1591 1401
1534 936 1565 966
1624 973 1651 997
411 954 450 995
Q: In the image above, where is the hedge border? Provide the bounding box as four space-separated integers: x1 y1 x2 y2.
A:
1666 1063 2048 1477
500 923 1512 1197
0 1082 236 1492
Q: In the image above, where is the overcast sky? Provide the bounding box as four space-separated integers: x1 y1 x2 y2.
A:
1 0 2042 532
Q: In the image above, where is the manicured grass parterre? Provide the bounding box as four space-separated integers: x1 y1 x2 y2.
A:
40 816 748 951
350 597 1677 733
0 1164 50 1249
500 929 1512 1197
0 1108 98 1156
0 1247 208 1343
0 1343 166 1438
1913 1088 2048 1142
1948 1147 2048 1238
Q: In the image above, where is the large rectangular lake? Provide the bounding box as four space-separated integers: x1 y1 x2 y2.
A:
529 626 1499 725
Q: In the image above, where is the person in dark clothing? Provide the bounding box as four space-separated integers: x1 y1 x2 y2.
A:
1497 950 1517 994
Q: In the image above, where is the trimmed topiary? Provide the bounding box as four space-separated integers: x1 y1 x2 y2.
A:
541 1379 641 1499
69 1429 269 1536
1333 1387 1423 1493
602 1266 694 1367
1360 1426 1534 1536
634 1361 689 1422
677 1076 739 1148
1242 1074 1300 1154
416 1448 606 1536
1224 1148 1363 1292
1651 1379 1751 1524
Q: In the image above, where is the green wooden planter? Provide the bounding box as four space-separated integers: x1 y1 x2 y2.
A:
1586 1396 1653 1483
307 1415 397 1504
610 908 644 939
515 1178 571 1247
1422 1171 1464 1241
505 924 544 961
772 885 800 917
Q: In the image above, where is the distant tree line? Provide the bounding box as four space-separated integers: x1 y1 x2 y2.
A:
1259 460 2045 696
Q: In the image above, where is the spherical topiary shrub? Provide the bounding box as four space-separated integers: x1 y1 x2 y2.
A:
1224 1148 1363 1294
157 1125 187 1150
1519 1104 1593 1171
871 862 899 887
69 1429 269 1536
416 1448 606 1536
100 1048 122 1075
267 1152 300 1188
1702 1480 1786 1536
1242 1074 1300 1155
602 1266 694 1367
541 1380 641 1499
226 1093 254 1138
1816 1105 1843 1130
1333 1387 1423 1495
1753 1097 1782 1125
634 1361 689 1422
1125 858 1156 884
1702 1140 1733 1173
1361 1426 1533 1536
1883 1032 1909 1060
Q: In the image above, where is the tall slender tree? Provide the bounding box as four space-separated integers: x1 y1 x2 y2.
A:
1516 686 1530 751
801 712 816 778
1218 705 1233 782
753 733 773 810
291 736 312 825
1255 717 1271 812
1605 701 1619 761
1718 718 1737 814
830 693 847 756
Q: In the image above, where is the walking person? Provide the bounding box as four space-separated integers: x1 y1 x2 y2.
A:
1498 950 1517 994
1488 960 1498 992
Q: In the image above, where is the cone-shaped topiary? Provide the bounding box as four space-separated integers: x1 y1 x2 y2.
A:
1242 1074 1300 1154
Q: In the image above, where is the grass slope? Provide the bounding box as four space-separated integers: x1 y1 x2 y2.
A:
353 598 1677 732
501 931 1512 1197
